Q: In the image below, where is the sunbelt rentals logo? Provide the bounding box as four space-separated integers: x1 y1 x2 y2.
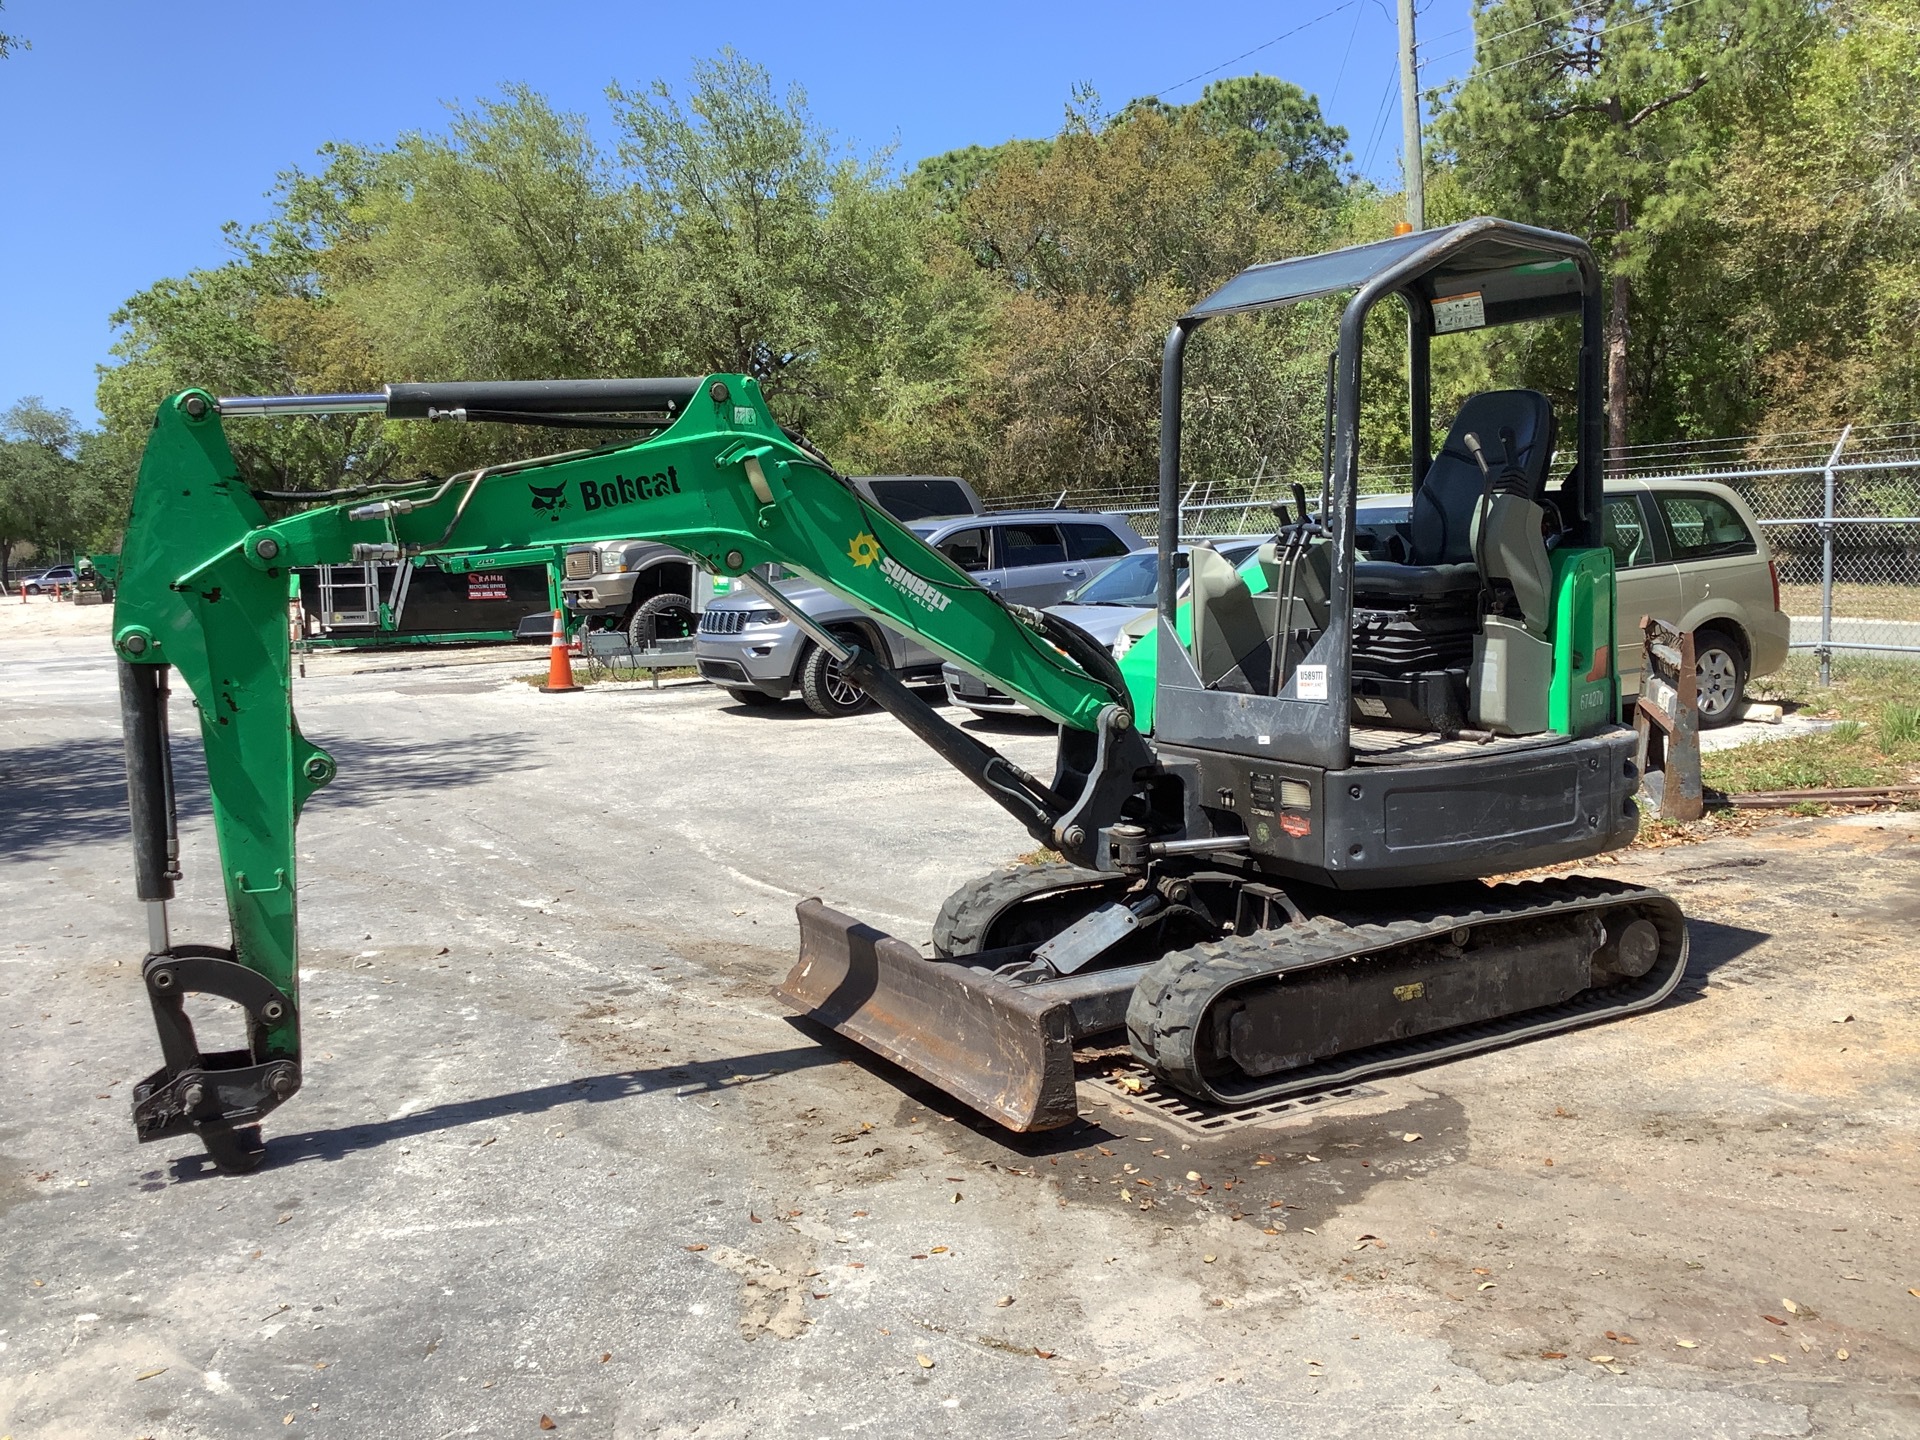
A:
846 531 951 613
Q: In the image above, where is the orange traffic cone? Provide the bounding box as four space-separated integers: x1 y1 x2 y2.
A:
538 608 581 694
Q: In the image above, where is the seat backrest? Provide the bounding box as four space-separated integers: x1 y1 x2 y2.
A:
1409 390 1557 566
1471 493 1555 637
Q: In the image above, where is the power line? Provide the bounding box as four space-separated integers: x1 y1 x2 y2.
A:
1357 58 1403 175
1326 0 1369 112
1420 0 1708 74
1150 0 1364 100
1417 7 1574 66
1470 0 1711 79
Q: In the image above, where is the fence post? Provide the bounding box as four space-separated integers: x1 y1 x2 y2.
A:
1818 424 1851 686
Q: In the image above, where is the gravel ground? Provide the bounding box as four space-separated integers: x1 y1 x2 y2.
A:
2 599 1916 1438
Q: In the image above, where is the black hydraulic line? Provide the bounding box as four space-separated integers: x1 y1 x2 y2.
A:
118 661 179 904
383 377 703 419
252 483 415 502
1030 609 1133 715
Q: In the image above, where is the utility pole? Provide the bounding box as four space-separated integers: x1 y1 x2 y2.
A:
1398 0 1424 231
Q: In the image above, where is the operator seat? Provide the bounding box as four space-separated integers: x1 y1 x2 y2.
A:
1355 388 1557 599
1349 389 1558 731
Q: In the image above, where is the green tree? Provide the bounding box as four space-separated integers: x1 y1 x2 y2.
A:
1434 0 1815 452
1174 74 1352 205
910 139 1054 219
0 1 29 61
1710 0 1920 432
950 91 1352 493
609 50 983 463
0 399 79 587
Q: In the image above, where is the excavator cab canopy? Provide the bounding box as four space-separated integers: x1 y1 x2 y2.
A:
1151 217 1608 774
1184 221 1589 326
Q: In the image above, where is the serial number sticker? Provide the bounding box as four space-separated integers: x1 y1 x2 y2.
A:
1432 291 1486 333
1297 664 1329 702
1393 982 1426 1002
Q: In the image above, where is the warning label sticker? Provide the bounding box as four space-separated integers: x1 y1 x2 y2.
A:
1432 291 1486 333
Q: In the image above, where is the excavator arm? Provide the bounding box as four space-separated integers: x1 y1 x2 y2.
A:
113 374 1157 1169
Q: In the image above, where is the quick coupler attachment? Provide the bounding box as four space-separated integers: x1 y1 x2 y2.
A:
131 945 301 1174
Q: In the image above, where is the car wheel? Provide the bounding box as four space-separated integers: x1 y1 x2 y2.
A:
1693 627 1747 728
721 687 780 708
799 642 872 718
626 592 694 650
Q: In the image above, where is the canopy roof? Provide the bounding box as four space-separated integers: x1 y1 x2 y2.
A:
1186 217 1591 327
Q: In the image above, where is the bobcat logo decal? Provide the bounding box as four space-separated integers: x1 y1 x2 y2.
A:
528 480 569 514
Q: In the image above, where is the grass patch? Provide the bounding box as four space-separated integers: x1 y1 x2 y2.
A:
1749 653 1920 720
1706 653 1920 794
1879 702 1920 749
1702 732 1899 792
1776 582 1920 622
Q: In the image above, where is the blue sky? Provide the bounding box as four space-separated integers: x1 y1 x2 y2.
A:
0 0 1477 423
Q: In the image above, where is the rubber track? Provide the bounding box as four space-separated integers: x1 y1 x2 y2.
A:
1127 875 1689 1107
931 861 1117 958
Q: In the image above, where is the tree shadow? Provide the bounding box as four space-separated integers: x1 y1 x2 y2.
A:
0 732 538 866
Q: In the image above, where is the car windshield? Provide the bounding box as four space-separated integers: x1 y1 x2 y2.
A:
1065 552 1159 606
1064 542 1258 606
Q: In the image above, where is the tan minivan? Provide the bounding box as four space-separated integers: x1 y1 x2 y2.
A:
1602 478 1790 725
1357 478 1790 727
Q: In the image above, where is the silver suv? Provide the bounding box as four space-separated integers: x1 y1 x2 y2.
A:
696 510 1148 716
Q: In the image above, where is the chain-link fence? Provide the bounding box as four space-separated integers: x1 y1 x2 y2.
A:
989 422 1920 671
1615 424 1920 675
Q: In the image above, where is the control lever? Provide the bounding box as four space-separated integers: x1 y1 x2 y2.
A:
1463 431 1491 478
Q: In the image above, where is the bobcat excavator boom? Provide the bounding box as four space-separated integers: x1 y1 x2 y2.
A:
114 373 1153 1170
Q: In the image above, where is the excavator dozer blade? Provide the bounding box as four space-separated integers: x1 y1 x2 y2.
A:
778 898 1081 1132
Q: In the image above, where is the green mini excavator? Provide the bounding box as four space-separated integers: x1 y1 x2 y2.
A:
113 218 1686 1172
